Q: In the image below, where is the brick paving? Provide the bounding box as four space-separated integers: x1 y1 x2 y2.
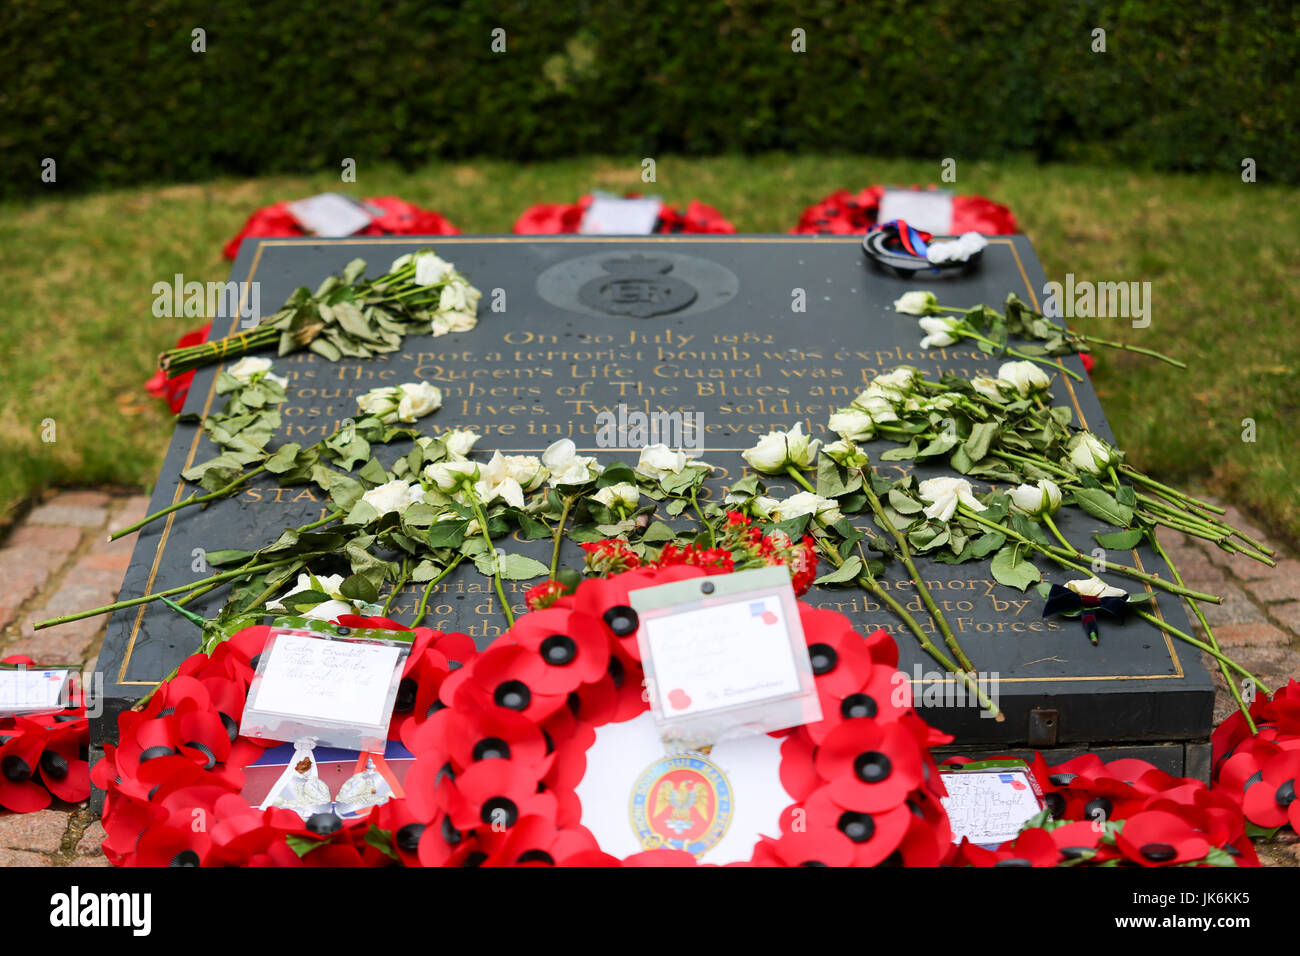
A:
0 490 1296 867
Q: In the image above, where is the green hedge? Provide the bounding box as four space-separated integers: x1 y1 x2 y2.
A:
2 0 1296 196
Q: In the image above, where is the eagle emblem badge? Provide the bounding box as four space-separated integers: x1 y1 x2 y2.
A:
629 752 733 857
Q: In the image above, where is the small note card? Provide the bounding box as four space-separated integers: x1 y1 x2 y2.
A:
939 762 1046 847
0 667 72 716
579 194 663 235
240 628 409 751
629 566 821 751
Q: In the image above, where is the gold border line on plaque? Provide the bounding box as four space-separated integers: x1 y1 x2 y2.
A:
119 236 1180 686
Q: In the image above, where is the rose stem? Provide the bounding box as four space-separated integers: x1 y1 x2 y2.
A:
412 554 466 627
549 494 574 578
382 557 411 617
467 491 515 627
690 485 715 548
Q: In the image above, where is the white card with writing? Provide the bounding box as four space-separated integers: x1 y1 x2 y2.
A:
878 188 954 235
939 769 1045 846
579 195 662 235
285 193 375 237
0 669 70 716
250 633 401 727
643 593 801 717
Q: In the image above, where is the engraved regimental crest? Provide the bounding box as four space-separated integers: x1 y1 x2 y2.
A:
577 255 698 318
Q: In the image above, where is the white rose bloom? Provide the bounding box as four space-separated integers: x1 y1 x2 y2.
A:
850 390 901 423
828 407 876 441
357 386 400 422
892 291 939 316
971 376 1005 402
228 355 287 387
267 572 350 612
593 482 640 510
917 476 987 523
770 491 843 525
873 367 920 394
500 453 546 491
1008 479 1062 518
1068 433 1117 474
431 309 479 336
996 360 1051 396
925 231 988 265
635 443 689 480
361 479 424 516
751 495 780 518
918 316 962 349
426 428 480 460
823 439 868 468
1065 576 1126 599
395 382 442 422
542 439 602 486
472 452 531 509
390 253 412 272
741 422 821 474
424 459 481 490
413 252 454 287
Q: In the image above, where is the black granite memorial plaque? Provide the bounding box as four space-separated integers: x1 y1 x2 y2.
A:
91 236 1213 775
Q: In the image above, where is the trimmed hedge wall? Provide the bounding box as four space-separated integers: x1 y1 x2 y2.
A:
2 0 1296 196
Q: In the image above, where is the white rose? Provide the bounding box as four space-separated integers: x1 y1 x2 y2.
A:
395 382 442 422
472 452 530 509
361 479 423 516
926 231 988 265
425 428 480 460
918 316 961 349
893 291 939 316
357 386 400 422
751 495 780 518
822 439 869 468
917 476 987 523
542 439 602 486
267 572 351 613
1068 433 1117 474
851 390 900 423
635 444 688 480
1065 577 1126 599
970 376 1005 401
873 367 920 394
1008 479 1062 518
741 422 821 474
228 355 286 387
770 491 842 525
828 407 876 441
423 459 480 490
390 253 412 272
593 482 640 510
414 252 454 287
996 360 1051 396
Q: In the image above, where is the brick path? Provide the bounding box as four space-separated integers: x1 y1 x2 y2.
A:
0 490 1296 866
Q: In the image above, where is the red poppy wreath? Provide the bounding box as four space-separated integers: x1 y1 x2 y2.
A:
93 563 957 867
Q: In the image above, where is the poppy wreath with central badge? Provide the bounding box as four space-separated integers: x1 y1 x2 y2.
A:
93 564 959 867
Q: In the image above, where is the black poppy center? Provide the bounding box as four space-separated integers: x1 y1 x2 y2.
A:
442 816 463 845
480 797 519 829
185 741 216 770
1140 842 1177 862
1048 772 1077 787
808 643 838 675
1059 846 1092 860
473 737 511 761
995 857 1033 867
139 745 176 763
395 823 425 852
1083 797 1113 821
40 750 69 781
218 712 239 743
306 812 342 836
603 606 638 637
169 850 200 867
2 755 31 782
1276 779 1296 808
607 654 625 688
854 751 891 784
494 680 531 711
394 677 417 712
516 849 555 866
837 811 875 843
540 634 577 666
840 693 878 720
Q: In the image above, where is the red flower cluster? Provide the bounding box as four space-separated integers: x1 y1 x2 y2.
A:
1213 679 1300 834
144 322 212 414
580 539 641 576
222 196 459 260
523 579 570 612
90 567 957 866
945 751 1259 867
0 656 90 812
717 511 818 596
512 194 735 235
791 186 1019 236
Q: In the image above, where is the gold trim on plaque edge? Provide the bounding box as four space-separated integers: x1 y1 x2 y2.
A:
117 236 1185 686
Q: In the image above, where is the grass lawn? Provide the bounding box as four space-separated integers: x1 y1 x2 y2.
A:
1 155 1297 543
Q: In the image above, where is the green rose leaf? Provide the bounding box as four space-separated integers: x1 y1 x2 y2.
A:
814 556 863 586
339 573 379 604
1070 488 1134 528
991 544 1041 591
1095 529 1144 550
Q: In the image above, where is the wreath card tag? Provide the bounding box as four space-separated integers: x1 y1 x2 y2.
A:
629 566 822 752
938 759 1046 847
240 626 412 751
0 664 74 717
